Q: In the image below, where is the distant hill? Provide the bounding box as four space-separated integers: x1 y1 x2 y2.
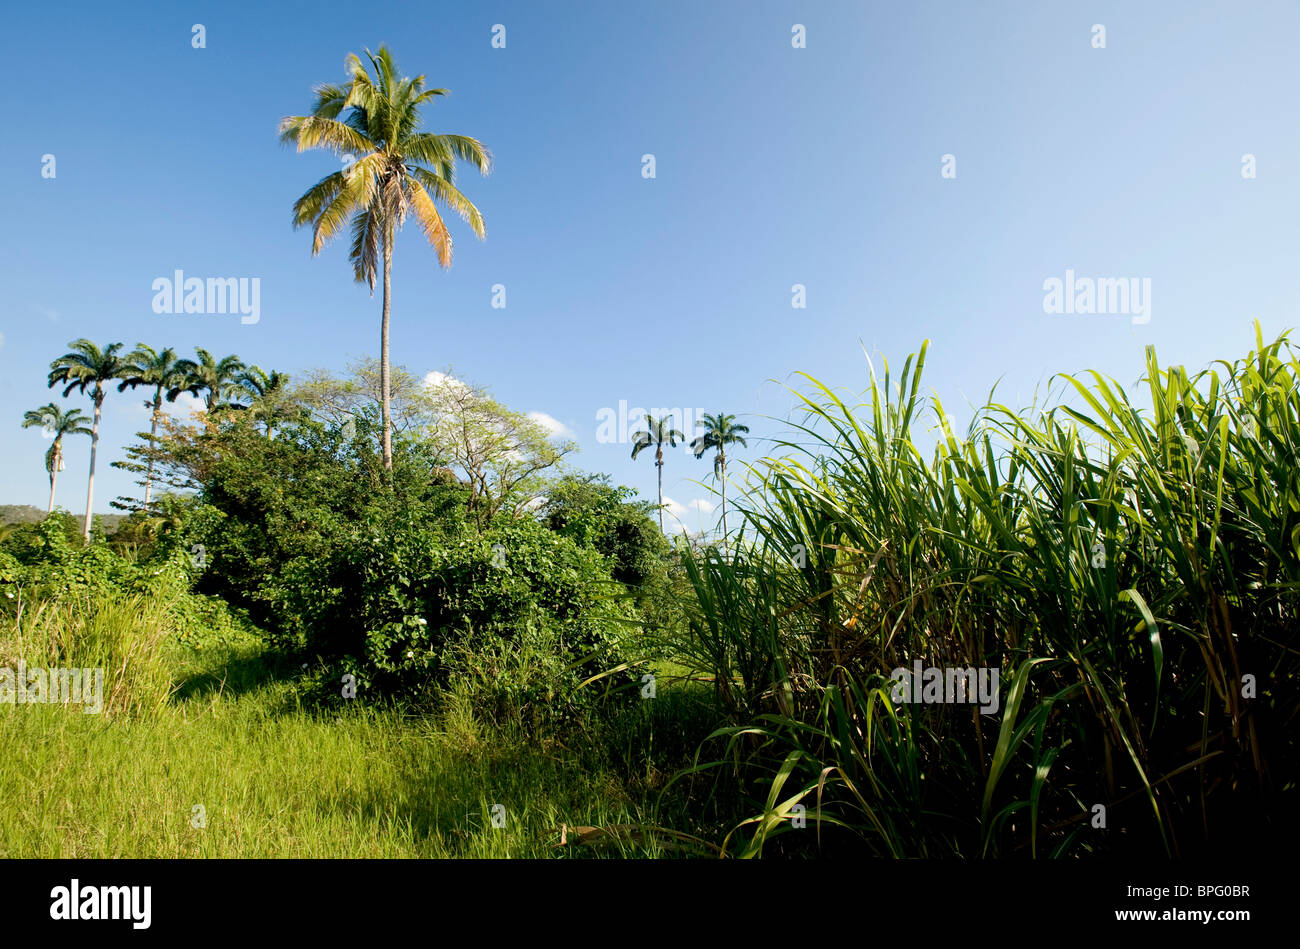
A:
0 504 126 533
0 504 45 525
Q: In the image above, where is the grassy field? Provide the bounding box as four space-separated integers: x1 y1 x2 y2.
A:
0 629 723 858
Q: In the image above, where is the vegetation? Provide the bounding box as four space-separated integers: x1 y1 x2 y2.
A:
279 44 491 472
690 412 749 544
170 348 248 412
20 404 91 513
47 340 128 543
631 414 686 533
665 325 1298 857
7 311 1296 861
116 345 189 507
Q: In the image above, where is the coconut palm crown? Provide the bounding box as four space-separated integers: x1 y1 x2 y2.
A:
170 348 248 412
279 45 491 472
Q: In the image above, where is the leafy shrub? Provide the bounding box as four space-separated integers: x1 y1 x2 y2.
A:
281 514 638 723
1 515 169 602
539 473 670 590
173 416 642 720
0 512 263 659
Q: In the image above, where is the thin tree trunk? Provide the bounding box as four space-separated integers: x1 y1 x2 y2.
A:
144 390 161 508
657 447 665 533
380 228 394 473
83 389 101 544
719 451 728 552
47 441 59 513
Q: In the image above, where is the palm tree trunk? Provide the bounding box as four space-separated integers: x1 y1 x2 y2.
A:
47 441 59 513
83 389 102 544
656 449 665 533
719 452 728 551
380 228 394 473
144 390 161 508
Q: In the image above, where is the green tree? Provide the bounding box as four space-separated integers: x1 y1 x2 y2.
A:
424 372 575 528
539 472 669 590
293 357 434 436
631 414 685 534
171 348 248 412
21 403 92 513
117 345 190 507
280 45 491 473
47 339 127 542
691 412 749 545
235 366 295 436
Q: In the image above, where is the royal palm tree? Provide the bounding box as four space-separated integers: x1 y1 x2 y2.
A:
631 414 686 533
280 45 491 473
691 412 749 546
171 348 247 412
21 403 92 513
118 345 189 507
47 340 127 542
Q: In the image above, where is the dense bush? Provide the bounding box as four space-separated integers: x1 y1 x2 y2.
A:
1 514 188 604
169 415 646 719
3 506 261 643
0 509 263 717
539 473 670 590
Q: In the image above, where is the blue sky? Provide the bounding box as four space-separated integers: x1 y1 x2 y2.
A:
2 0 1299 533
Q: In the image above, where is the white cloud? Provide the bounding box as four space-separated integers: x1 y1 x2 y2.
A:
167 391 204 418
661 495 689 522
121 390 204 420
527 411 574 440
660 495 720 535
424 370 469 394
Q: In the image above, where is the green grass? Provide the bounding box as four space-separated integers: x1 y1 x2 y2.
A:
3 593 175 718
0 630 724 858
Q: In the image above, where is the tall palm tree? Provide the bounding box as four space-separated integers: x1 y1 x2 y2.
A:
21 403 92 513
171 348 247 412
235 366 292 436
631 414 685 533
691 412 750 546
280 45 491 473
47 340 127 542
118 345 189 508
